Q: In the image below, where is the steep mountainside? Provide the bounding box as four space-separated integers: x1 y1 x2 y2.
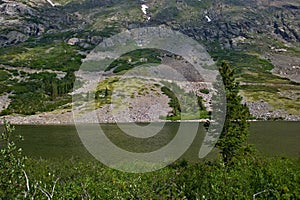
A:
0 0 299 122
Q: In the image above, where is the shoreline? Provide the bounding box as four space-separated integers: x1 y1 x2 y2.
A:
1 107 299 126
0 116 299 126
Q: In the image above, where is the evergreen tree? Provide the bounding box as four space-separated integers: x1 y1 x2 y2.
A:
216 62 251 165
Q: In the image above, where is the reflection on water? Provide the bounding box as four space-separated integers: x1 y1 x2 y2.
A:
0 121 299 161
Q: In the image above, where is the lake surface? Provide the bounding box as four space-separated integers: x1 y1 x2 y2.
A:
1 121 299 161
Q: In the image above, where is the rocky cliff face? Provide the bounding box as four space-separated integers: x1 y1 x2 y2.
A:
1 0 299 49
0 0 81 46
177 1 300 49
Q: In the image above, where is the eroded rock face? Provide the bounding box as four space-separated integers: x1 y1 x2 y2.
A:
0 31 28 46
0 1 35 46
0 1 35 16
0 0 299 49
0 0 82 47
268 54 300 83
147 0 298 49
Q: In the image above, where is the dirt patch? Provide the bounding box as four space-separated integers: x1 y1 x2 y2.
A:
0 93 11 113
161 57 205 82
246 100 300 121
266 53 300 83
0 64 67 79
0 109 74 125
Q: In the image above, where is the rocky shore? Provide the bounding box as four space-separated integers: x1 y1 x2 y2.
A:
247 100 300 121
0 110 74 125
0 110 211 125
1 98 299 125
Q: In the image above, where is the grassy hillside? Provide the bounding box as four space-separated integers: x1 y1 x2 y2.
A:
0 0 299 119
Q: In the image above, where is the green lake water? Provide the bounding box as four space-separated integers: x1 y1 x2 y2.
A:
1 121 299 161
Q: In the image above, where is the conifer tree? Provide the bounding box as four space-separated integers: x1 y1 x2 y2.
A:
216 62 251 165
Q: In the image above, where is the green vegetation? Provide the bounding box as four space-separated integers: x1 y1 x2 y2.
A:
209 43 300 115
240 84 300 115
161 86 181 118
0 120 25 198
199 88 210 94
0 70 11 82
105 49 162 74
216 62 252 164
0 72 75 115
148 0 210 24
1 120 300 199
185 0 212 8
94 77 119 107
160 82 209 120
0 43 84 71
0 70 12 94
155 6 180 21
15 156 300 199
0 39 84 116
98 26 120 38
240 85 279 93
209 44 291 84
0 63 298 199
92 77 164 112
211 49 273 79
1 93 71 116
26 31 76 46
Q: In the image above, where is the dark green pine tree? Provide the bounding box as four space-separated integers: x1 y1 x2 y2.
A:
216 62 251 165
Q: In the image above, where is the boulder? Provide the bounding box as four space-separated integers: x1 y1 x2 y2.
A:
0 31 28 46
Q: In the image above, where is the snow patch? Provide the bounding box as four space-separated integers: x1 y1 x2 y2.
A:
205 15 212 22
141 4 148 15
141 4 151 20
46 0 56 7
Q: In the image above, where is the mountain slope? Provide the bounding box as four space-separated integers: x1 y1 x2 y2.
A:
0 0 299 122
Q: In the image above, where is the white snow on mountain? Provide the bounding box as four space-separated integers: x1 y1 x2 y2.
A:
141 4 149 15
46 0 56 7
205 15 212 22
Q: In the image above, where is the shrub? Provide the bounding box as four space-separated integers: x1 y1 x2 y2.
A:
199 88 210 94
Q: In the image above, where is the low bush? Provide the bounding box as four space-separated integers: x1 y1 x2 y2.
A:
105 48 162 73
2 152 300 199
0 43 84 72
199 88 210 94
